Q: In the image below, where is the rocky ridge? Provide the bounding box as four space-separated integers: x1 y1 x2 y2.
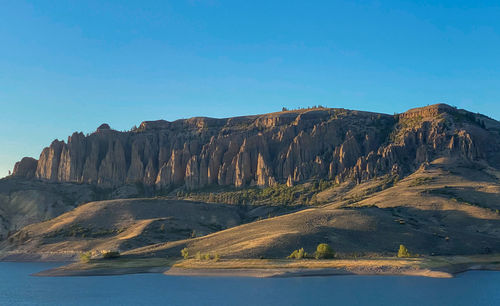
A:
12 104 500 191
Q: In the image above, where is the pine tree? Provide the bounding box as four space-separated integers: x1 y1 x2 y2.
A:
397 244 411 258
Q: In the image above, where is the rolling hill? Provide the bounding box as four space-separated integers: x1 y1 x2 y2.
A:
1 103 500 261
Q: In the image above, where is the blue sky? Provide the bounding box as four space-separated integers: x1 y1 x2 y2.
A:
1 0 500 177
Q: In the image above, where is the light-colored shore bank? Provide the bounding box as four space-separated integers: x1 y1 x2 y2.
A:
18 254 500 278
164 267 452 278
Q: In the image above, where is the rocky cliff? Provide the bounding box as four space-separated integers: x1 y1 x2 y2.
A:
12 104 500 190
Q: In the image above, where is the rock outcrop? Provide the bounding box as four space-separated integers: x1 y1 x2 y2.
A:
12 104 500 190
12 157 37 179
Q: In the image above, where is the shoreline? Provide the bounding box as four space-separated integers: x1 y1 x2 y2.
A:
9 254 498 279
32 264 500 279
33 266 168 277
163 266 454 278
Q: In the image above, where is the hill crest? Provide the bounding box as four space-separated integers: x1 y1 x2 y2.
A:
11 104 500 191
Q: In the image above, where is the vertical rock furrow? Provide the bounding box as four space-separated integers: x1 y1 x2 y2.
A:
16 105 499 191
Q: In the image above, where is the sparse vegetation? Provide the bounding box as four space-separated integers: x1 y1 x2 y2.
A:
181 248 189 259
409 176 433 187
397 244 411 258
183 180 337 206
288 248 308 259
44 224 125 239
315 243 335 259
79 251 92 263
102 251 120 259
214 253 221 262
390 115 424 142
192 251 220 261
426 188 495 211
344 175 399 204
282 105 327 112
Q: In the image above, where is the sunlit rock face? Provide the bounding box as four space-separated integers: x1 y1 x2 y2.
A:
13 104 500 190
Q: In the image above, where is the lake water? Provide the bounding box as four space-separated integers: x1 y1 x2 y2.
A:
0 262 499 306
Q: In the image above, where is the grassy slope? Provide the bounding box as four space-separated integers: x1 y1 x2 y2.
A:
3 156 499 262
0 198 257 259
4 104 500 265
124 157 500 259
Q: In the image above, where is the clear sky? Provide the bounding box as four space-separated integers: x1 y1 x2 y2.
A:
1 0 500 177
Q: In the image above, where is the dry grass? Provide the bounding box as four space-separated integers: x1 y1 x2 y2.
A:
36 254 500 277
173 258 423 270
422 254 500 269
171 255 500 277
58 257 175 272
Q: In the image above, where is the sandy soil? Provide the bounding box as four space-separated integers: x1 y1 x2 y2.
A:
27 256 500 278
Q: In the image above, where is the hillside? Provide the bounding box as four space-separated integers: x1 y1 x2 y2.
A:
0 198 288 260
127 157 500 259
1 103 500 261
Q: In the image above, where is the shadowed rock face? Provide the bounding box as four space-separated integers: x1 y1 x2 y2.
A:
12 157 38 179
12 104 500 189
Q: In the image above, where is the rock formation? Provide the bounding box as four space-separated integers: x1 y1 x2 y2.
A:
12 104 500 190
12 157 37 179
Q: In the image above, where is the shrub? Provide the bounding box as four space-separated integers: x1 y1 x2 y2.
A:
102 251 120 259
315 243 335 259
181 248 189 259
204 253 212 260
288 250 299 259
214 253 221 262
288 248 307 259
80 251 92 263
397 244 411 258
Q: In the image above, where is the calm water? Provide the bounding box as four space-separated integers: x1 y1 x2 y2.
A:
0 262 499 306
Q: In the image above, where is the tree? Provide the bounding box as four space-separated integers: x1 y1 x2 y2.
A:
397 244 411 258
80 252 92 263
288 247 307 259
282 107 289 112
315 243 335 259
181 248 189 259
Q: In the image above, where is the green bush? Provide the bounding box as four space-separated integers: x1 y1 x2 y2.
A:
204 253 212 260
183 180 337 206
80 251 92 263
181 248 189 259
214 253 221 262
102 251 120 259
315 243 335 259
288 248 307 259
397 244 411 258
